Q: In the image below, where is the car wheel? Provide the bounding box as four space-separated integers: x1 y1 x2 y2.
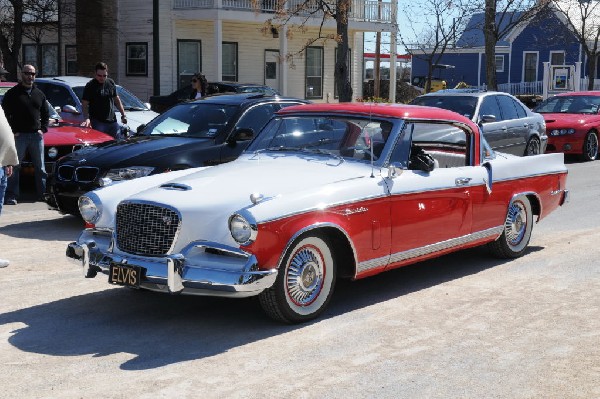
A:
580 131 599 162
488 196 533 258
259 234 336 323
524 136 541 156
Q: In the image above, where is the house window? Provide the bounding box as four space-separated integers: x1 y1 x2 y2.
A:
222 42 238 82
23 43 58 77
495 55 504 72
334 47 352 99
126 42 148 76
65 45 77 75
523 52 538 82
306 46 323 99
178 40 201 89
550 51 565 65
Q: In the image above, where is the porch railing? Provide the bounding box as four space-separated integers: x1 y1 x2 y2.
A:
173 0 393 23
496 81 543 96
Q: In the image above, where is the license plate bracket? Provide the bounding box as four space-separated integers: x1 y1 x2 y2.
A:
108 263 144 288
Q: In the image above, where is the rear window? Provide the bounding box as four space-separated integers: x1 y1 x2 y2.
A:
411 95 478 120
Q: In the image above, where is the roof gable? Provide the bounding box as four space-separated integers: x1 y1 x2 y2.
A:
456 11 523 47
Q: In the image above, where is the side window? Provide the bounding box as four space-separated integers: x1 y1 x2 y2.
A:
479 97 502 121
396 122 469 169
497 95 519 120
511 98 527 118
236 104 277 134
38 83 76 108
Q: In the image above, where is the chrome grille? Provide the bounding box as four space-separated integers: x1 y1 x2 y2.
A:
116 202 181 256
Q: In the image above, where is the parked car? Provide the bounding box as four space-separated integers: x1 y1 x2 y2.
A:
0 82 114 178
34 76 159 132
66 102 569 323
532 91 600 161
410 91 547 156
149 82 279 113
47 93 308 215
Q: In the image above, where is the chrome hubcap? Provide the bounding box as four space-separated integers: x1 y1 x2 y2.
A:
505 202 526 246
286 247 323 306
587 134 598 158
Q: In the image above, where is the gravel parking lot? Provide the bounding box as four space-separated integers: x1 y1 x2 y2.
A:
0 160 598 398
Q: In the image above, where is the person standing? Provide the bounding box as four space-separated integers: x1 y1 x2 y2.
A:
0 106 19 267
80 62 127 138
1 64 49 205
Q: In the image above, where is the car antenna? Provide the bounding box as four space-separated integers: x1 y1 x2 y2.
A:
370 102 375 178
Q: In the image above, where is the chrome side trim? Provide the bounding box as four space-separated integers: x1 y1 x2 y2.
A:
356 226 503 274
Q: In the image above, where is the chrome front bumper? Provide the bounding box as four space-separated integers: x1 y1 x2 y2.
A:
66 229 277 298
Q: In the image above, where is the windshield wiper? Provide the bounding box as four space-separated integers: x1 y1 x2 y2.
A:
259 145 343 162
123 106 147 111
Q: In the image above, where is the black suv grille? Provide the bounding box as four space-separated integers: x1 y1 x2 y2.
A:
116 202 181 256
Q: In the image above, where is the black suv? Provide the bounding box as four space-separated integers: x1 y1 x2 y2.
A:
48 93 308 215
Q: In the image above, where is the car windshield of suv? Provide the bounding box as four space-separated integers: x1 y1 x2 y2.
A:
73 85 149 111
247 116 395 162
141 103 238 137
411 95 478 119
534 95 600 114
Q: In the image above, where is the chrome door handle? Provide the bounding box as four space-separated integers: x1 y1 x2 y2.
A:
455 177 472 186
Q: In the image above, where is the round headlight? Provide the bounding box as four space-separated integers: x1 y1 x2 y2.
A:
47 147 58 158
78 196 99 224
229 214 253 244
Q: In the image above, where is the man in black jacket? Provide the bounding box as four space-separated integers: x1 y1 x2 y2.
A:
1 64 49 204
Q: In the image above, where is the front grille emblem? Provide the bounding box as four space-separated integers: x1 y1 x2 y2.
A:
162 216 173 226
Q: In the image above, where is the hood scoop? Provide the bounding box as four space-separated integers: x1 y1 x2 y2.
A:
160 183 192 191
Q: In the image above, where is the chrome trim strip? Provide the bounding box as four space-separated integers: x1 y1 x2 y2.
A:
356 226 504 274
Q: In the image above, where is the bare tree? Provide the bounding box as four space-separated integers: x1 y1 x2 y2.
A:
258 0 354 102
482 0 544 90
550 0 600 90
401 0 472 93
0 0 25 81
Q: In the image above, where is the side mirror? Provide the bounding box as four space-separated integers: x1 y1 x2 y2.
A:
144 102 151 109
479 114 496 124
62 105 80 114
231 127 254 142
136 123 146 134
54 106 61 113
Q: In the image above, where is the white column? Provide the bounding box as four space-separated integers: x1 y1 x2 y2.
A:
574 61 582 91
214 19 223 81
388 0 398 102
280 25 288 95
542 61 549 100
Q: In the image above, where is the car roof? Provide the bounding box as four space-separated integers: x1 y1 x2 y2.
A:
187 92 307 105
419 90 505 98
555 91 600 97
278 102 475 125
35 76 98 87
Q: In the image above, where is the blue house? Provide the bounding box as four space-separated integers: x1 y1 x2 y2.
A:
410 6 583 93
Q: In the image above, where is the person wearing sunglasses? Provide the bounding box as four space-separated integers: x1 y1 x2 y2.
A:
189 73 207 99
80 62 127 138
1 64 49 206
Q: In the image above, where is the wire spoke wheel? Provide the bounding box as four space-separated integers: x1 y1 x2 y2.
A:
582 131 599 162
488 196 533 258
259 234 336 323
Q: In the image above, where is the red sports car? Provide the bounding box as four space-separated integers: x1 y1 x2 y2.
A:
533 91 600 161
0 82 114 175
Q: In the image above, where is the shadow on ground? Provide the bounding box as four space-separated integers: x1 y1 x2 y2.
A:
0 244 544 371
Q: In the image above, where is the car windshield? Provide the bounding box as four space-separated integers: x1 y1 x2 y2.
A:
73 85 149 110
411 95 478 119
247 116 394 162
141 102 238 137
534 95 600 114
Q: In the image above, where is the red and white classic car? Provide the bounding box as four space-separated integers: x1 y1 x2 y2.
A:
67 103 569 323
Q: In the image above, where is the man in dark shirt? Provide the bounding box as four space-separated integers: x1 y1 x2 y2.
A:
1 64 49 204
81 62 127 138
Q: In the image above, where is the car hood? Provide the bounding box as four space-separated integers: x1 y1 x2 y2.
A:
542 113 600 126
94 153 378 251
62 135 215 167
43 125 114 146
122 109 159 130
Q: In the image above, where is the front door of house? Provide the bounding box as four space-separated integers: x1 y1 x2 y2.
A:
265 50 280 92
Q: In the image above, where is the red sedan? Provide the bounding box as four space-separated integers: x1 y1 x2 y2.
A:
534 91 600 161
1 82 114 175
